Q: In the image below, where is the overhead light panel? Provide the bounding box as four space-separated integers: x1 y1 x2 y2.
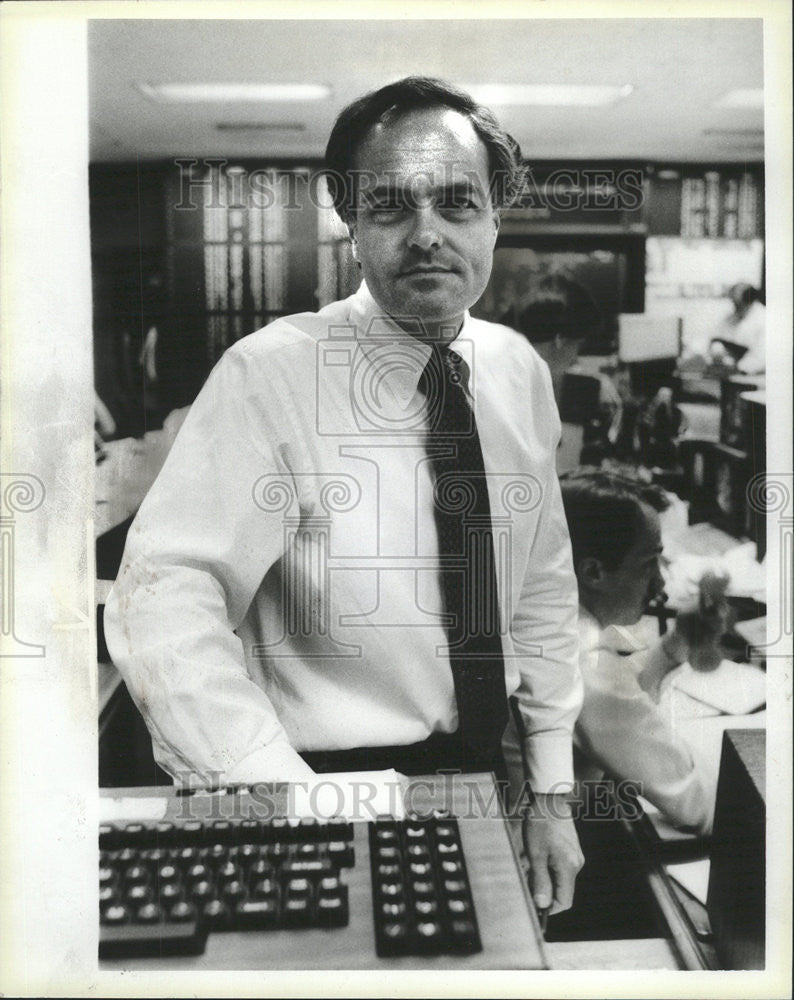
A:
714 88 764 109
465 83 633 107
137 82 332 103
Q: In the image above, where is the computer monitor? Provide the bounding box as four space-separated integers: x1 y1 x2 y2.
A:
618 315 682 363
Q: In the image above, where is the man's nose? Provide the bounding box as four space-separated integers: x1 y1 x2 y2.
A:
407 208 442 252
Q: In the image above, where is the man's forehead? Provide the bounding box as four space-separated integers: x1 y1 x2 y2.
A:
353 107 490 181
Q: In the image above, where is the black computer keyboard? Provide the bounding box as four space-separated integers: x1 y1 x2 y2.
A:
99 816 354 958
99 812 481 960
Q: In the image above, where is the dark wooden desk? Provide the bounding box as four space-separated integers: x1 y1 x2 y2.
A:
99 774 547 971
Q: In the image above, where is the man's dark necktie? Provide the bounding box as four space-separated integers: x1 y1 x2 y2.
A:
419 344 509 768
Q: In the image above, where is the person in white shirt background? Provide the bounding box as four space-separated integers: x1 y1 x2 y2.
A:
554 468 729 834
105 76 584 916
708 281 766 375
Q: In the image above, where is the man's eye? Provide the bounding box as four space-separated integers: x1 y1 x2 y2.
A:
369 201 403 213
438 198 477 213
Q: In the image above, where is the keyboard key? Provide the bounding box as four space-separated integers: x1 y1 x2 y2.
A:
415 920 442 952
125 885 151 906
123 865 149 887
281 858 335 881
249 859 275 880
282 896 312 927
408 862 432 878
298 817 322 841
179 822 204 846
135 903 163 924
141 848 168 865
413 899 438 917
99 824 117 850
235 899 279 929
327 841 354 867
101 904 129 926
221 880 246 903
316 893 348 928
284 877 311 898
448 919 479 951
210 820 235 843
326 818 354 841
237 843 260 864
202 899 232 930
168 901 197 922
411 880 435 898
190 880 214 902
99 886 116 908
185 863 211 882
152 822 176 846
160 883 183 905
156 863 180 883
122 823 147 845
238 820 261 842
251 878 279 900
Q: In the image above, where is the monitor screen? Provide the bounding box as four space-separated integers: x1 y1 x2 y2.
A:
617 314 682 363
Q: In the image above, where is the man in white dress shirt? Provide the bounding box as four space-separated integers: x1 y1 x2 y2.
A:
556 468 725 834
105 76 584 914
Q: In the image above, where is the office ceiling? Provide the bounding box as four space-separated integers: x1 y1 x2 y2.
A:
89 18 765 164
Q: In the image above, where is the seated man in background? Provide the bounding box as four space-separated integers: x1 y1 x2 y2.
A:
557 468 729 834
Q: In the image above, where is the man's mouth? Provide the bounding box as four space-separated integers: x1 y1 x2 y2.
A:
402 266 455 276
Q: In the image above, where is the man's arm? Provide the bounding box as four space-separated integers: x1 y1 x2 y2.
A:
577 638 715 834
104 344 315 786
507 370 585 913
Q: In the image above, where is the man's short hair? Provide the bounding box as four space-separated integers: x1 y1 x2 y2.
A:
517 274 603 345
323 75 524 222
559 468 670 571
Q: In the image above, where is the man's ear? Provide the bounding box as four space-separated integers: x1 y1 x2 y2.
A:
347 222 360 262
491 209 500 242
578 556 606 590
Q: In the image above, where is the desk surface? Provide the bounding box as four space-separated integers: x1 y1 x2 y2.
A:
99 774 547 972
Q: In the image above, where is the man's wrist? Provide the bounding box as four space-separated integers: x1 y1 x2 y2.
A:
522 791 576 821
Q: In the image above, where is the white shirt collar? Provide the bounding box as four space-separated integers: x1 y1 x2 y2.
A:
348 281 475 411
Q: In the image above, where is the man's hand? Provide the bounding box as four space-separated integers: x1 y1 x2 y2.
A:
674 571 732 672
521 793 584 916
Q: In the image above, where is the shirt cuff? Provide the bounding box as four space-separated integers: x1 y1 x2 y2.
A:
522 733 575 795
225 740 317 785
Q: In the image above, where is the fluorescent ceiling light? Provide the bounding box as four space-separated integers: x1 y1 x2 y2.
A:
465 83 633 106
714 88 764 109
137 82 332 103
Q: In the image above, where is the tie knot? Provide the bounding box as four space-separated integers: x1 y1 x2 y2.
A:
418 345 467 400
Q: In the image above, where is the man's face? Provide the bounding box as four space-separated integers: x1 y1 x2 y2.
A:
598 503 666 627
347 107 500 339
